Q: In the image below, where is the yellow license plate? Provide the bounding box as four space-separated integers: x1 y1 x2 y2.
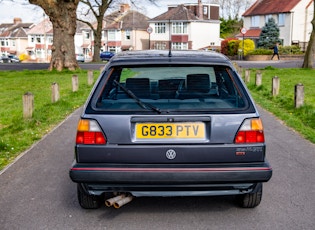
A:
136 122 205 139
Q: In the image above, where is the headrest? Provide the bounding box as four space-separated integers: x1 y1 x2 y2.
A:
186 74 210 92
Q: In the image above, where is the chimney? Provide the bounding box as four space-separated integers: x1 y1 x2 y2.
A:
13 18 22 24
120 4 130 13
198 0 203 20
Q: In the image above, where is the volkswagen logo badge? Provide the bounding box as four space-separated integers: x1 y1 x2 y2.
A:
166 149 176 160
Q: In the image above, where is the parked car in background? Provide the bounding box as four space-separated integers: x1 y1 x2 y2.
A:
0 55 10 63
100 51 115 61
76 54 85 63
8 55 20 63
69 50 272 210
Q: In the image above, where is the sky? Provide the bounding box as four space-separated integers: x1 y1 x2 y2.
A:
0 0 207 24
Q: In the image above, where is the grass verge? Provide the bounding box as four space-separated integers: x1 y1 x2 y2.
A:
244 67 315 143
0 69 98 170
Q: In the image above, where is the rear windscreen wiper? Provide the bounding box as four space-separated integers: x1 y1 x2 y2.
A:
113 80 161 114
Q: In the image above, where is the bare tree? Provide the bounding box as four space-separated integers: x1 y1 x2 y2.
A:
302 2 315 68
77 0 157 62
77 0 113 62
213 0 254 19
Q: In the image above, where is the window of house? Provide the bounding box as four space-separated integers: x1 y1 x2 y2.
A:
203 6 208 15
0 39 5 46
265 15 272 23
85 31 90 39
172 42 188 50
12 40 15 46
108 46 116 53
36 35 41 43
278 14 285 26
251 16 260 27
125 30 131 40
36 49 42 56
155 23 166 34
154 42 166 50
31 37 34 43
108 30 117 41
172 22 188 34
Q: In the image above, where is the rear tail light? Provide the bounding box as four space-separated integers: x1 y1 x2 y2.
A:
76 119 107 145
235 118 265 144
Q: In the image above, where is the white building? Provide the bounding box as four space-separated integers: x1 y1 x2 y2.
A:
240 0 314 50
148 0 221 50
26 17 53 61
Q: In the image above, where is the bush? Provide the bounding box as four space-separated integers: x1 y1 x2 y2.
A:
248 48 273 55
239 39 255 56
248 45 303 55
279 45 302 54
228 40 240 56
221 38 237 56
19 53 30 61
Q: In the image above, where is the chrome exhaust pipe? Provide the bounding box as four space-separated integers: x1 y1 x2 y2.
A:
113 196 133 209
105 194 125 207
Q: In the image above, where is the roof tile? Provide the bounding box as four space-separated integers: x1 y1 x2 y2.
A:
243 0 302 16
150 5 198 21
104 10 150 30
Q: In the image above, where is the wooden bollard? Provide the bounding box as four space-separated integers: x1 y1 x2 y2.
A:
51 82 60 103
295 83 304 108
87 70 94 85
244 69 250 83
72 75 79 92
238 66 243 76
272 76 280 96
255 71 262 86
23 92 34 119
233 62 240 74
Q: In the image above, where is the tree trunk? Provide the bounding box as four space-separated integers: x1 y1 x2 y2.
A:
29 0 80 71
92 19 103 62
302 3 315 68
78 0 113 62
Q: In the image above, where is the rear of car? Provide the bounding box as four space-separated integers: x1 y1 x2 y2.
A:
100 51 115 61
8 55 20 63
69 50 272 209
76 54 85 63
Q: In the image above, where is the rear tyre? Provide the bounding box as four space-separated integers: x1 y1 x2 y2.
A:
236 183 262 208
77 184 102 209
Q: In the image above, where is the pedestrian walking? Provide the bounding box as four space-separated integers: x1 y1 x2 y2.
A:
271 43 280 60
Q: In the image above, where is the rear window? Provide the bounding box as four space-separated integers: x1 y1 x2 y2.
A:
93 65 248 113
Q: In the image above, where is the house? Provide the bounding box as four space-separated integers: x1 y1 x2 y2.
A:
0 18 34 56
26 17 53 62
102 4 151 52
26 18 91 62
240 0 314 50
74 21 93 59
148 0 220 50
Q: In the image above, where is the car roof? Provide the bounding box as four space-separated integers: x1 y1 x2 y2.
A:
107 50 232 66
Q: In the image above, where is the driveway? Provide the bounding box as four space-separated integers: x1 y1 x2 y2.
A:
0 105 314 229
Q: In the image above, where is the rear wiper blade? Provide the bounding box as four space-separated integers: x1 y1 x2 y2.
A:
113 80 161 114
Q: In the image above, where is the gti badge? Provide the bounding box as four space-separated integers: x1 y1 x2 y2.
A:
166 149 176 160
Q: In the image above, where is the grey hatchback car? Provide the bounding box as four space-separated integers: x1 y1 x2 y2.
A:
69 50 272 209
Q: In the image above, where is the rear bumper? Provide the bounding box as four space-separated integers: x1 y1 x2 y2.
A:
69 162 272 196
